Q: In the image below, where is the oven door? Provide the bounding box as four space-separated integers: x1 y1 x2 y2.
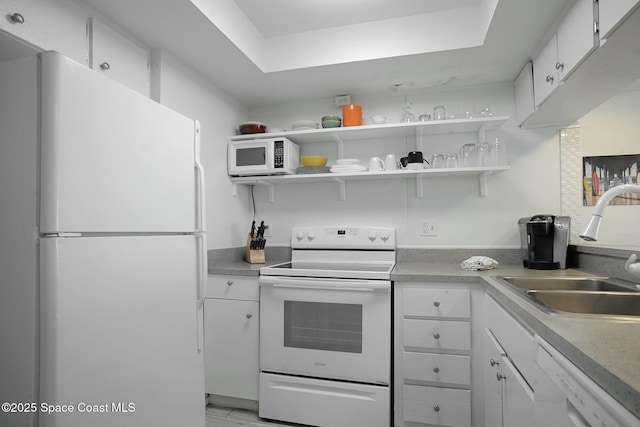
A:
259 275 391 385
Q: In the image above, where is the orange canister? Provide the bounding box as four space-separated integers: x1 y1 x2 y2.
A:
342 104 362 127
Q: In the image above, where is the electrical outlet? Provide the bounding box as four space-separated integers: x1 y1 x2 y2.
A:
263 222 272 237
335 94 351 107
420 220 438 236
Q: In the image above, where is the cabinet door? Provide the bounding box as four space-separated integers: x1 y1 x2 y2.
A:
533 34 558 107
204 299 259 400
599 0 640 40
89 17 150 96
514 62 535 126
484 329 505 427
501 356 535 427
0 0 87 64
556 0 598 81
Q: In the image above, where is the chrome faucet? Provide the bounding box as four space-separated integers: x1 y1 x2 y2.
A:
580 184 640 280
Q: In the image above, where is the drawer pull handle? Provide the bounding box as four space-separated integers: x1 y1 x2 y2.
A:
246 313 253 319
433 367 440 373
227 280 234 286
496 372 506 381
433 332 440 339
433 301 440 307
433 404 440 412
10 13 25 24
100 62 111 71
490 358 499 367
555 61 564 71
546 75 554 83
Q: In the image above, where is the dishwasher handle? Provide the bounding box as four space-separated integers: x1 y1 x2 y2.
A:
259 275 391 292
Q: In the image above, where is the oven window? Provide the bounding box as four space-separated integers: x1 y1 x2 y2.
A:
284 301 362 353
236 147 266 166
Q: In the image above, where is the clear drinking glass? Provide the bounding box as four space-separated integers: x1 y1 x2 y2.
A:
445 153 459 168
433 106 447 120
477 142 491 167
459 143 477 167
431 154 445 168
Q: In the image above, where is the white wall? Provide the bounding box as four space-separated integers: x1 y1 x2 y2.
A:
567 89 640 248
246 85 562 249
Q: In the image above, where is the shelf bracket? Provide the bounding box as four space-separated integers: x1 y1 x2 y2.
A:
478 123 491 142
416 174 424 198
231 182 239 197
334 177 346 200
415 127 424 152
257 181 275 203
331 134 345 159
478 171 490 197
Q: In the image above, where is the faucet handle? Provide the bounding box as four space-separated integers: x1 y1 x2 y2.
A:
624 254 640 280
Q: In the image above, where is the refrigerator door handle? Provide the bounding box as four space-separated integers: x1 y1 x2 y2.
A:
194 121 206 233
196 233 206 352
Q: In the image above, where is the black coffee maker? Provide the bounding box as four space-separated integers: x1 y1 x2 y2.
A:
518 215 570 269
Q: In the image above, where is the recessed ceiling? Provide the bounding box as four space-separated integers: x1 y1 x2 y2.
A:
31 0 575 107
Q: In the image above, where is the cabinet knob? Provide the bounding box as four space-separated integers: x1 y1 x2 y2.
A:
546 75 554 83
226 280 233 286
433 366 440 373
433 404 440 413
433 301 440 307
100 62 111 71
496 372 506 381
246 313 253 319
10 13 25 24
433 332 440 339
489 358 499 367
555 61 564 71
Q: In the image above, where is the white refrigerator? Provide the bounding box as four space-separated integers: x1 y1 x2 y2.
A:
0 51 206 427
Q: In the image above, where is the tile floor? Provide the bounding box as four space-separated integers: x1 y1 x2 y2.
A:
205 405 305 427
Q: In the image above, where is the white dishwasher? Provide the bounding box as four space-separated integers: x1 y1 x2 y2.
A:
534 335 640 427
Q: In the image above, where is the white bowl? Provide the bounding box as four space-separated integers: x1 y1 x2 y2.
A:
371 115 387 125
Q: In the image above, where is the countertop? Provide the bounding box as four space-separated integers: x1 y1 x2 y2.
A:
209 260 640 418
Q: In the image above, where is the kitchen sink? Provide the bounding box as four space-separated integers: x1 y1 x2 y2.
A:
525 290 640 316
495 276 640 318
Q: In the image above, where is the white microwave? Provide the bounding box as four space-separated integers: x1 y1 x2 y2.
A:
228 137 299 176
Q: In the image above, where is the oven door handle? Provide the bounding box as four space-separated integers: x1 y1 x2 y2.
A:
259 276 391 292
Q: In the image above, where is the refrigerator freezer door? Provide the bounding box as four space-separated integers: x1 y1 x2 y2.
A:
39 51 199 233
39 235 205 427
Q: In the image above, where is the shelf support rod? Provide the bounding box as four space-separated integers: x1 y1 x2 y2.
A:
257 181 275 203
334 177 346 201
231 182 239 197
331 134 344 159
416 174 424 198
478 123 491 142
416 127 424 152
478 171 489 197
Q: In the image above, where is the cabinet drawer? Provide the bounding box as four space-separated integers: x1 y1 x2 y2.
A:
207 275 259 301
403 352 470 386
403 288 470 319
404 385 471 427
403 319 470 352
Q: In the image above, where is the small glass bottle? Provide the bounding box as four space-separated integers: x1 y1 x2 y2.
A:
400 103 415 123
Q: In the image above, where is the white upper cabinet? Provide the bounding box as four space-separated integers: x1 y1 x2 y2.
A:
533 0 598 107
0 0 87 65
88 17 150 97
599 0 640 40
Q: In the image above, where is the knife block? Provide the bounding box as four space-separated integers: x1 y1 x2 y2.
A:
245 234 265 264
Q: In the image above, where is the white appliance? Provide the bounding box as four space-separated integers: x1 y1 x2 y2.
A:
227 137 299 176
0 52 206 427
258 226 395 427
534 335 640 427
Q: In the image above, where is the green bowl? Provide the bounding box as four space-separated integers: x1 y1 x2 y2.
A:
322 119 341 128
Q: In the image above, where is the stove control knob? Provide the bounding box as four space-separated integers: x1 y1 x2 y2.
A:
380 231 390 242
307 231 316 241
368 231 377 242
295 231 306 241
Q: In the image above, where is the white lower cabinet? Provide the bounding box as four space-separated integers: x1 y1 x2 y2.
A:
484 296 535 427
204 275 259 403
395 284 477 427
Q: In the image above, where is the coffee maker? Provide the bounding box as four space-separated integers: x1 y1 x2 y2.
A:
518 215 570 269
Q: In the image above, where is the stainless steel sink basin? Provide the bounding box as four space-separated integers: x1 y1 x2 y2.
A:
495 276 640 318
526 290 640 316
499 276 640 292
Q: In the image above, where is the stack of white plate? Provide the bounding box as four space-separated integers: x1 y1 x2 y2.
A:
330 159 367 173
291 120 320 130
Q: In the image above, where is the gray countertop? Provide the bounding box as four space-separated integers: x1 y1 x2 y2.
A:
208 259 640 418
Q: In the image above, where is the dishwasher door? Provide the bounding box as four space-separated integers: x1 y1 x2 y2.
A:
534 335 640 427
